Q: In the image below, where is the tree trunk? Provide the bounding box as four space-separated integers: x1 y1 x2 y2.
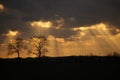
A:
38 50 41 58
17 51 20 58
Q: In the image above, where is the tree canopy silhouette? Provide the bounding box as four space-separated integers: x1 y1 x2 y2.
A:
8 38 24 58
7 36 48 58
27 36 48 58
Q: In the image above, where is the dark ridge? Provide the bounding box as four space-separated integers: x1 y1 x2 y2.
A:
0 56 120 79
1 56 120 64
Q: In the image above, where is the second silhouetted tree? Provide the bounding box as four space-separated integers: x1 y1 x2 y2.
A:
28 36 48 58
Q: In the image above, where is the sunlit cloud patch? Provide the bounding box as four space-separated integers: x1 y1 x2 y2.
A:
0 4 4 11
6 30 19 37
30 20 52 28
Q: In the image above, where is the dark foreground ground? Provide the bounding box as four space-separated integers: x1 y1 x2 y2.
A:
0 56 120 79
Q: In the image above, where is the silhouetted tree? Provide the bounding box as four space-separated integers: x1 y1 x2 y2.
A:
8 38 24 58
112 52 120 56
28 36 48 58
107 52 120 56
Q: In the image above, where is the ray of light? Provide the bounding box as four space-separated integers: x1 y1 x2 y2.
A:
4 30 19 44
47 35 64 57
71 23 120 56
30 20 53 36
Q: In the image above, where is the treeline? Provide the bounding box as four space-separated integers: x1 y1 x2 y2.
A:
87 52 120 57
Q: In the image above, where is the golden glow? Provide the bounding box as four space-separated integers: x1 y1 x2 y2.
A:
30 20 52 28
0 4 4 11
6 30 19 37
70 23 120 56
1 23 120 58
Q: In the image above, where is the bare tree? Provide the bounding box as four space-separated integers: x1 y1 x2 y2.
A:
28 36 48 58
8 38 24 58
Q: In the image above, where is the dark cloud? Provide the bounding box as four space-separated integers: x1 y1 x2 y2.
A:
49 28 76 39
0 0 120 42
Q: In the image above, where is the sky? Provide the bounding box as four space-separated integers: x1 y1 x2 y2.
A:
0 0 120 58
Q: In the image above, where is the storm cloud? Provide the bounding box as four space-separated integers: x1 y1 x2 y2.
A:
0 0 120 40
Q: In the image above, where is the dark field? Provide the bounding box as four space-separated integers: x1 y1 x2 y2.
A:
0 56 120 79
1 56 120 64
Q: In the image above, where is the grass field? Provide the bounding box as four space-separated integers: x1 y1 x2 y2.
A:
0 56 120 79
